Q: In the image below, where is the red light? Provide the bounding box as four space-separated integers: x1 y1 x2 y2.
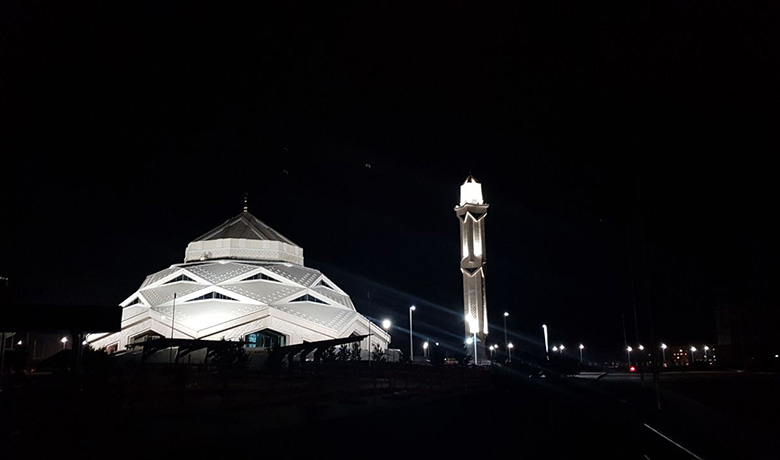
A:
629 366 636 372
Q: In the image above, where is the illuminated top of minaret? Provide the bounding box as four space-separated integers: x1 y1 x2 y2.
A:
459 175 484 205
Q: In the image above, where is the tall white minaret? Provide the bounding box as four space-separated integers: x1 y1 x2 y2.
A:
455 175 489 364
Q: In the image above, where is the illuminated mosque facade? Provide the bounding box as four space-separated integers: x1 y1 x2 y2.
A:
87 210 390 357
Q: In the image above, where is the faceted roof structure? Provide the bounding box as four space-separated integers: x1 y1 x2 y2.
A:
184 211 303 264
87 211 389 353
192 212 298 245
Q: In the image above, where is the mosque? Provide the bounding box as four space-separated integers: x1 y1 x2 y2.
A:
86 208 391 360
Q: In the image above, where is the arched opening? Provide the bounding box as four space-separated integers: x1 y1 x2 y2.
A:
244 328 287 349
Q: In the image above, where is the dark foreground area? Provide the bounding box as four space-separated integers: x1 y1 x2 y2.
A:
1 363 778 459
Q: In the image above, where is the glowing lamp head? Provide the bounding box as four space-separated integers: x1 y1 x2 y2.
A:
423 342 429 349
61 337 68 344
410 305 416 312
466 337 474 345
690 346 697 352
507 343 514 349
503 312 509 317
382 319 392 330
629 366 636 373
703 346 709 351
579 344 584 350
627 346 633 352
661 343 667 349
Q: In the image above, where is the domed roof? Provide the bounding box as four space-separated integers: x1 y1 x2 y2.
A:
184 212 303 264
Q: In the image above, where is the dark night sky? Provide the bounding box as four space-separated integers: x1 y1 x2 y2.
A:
2 1 779 360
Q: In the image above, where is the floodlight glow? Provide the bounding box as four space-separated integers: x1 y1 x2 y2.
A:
504 312 509 317
423 341 429 349
465 314 478 334
661 343 667 349
626 346 632 352
61 337 68 343
703 346 709 351
507 343 514 349
552 346 558 352
638 345 644 351
382 319 392 330
579 344 584 350
410 305 416 311
466 337 474 345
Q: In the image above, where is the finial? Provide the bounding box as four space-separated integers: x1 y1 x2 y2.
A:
243 192 248 212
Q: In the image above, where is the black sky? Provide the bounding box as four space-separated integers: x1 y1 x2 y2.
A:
2 1 779 359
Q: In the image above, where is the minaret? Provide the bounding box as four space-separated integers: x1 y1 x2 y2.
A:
455 175 489 364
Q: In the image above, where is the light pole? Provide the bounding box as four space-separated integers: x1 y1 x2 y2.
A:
409 305 416 362
61 336 68 350
690 346 696 365
489 345 495 357
507 342 514 363
661 343 667 365
423 341 429 359
703 345 709 362
382 319 392 362
503 312 509 351
626 346 632 367
559 344 565 354
579 344 584 363
542 324 549 361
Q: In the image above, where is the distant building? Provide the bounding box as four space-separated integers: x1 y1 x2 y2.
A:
667 344 717 367
87 211 390 358
716 303 780 370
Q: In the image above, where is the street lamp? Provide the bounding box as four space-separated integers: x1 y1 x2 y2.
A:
489 345 495 357
503 312 509 351
409 306 416 362
507 342 514 363
626 346 633 367
559 344 565 354
661 343 667 364
690 346 697 364
579 344 584 363
423 341 429 358
382 319 392 330
61 336 68 350
703 345 709 362
542 324 549 360
552 346 558 353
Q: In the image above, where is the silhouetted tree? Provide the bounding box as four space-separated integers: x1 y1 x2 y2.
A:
349 342 361 361
322 345 337 362
371 343 385 362
337 343 350 361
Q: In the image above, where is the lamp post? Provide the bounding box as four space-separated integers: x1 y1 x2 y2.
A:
690 346 696 365
661 343 667 365
579 344 584 363
507 342 514 363
382 319 392 362
489 345 495 357
542 324 549 361
61 336 68 350
503 312 509 351
559 344 565 354
626 346 632 367
423 341 429 359
409 305 416 362
703 345 709 362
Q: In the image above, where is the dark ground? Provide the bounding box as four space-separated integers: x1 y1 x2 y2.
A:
1 363 778 459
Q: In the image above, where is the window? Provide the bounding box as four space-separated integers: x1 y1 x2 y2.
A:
244 329 286 349
290 294 328 305
187 291 237 302
317 279 335 290
241 272 280 282
128 332 163 344
165 274 196 284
